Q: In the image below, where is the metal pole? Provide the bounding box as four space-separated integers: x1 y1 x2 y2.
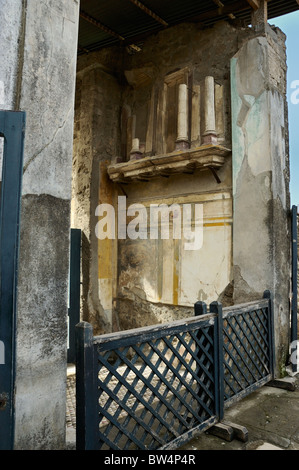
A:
0 111 25 450
210 301 224 421
263 290 276 377
68 228 81 363
75 321 97 450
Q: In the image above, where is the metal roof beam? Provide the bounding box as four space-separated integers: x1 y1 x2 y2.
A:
210 0 236 18
188 0 250 23
127 0 168 26
80 10 125 41
78 44 90 54
246 0 260 10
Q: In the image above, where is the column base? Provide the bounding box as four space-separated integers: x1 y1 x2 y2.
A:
203 133 218 145
175 140 190 151
130 151 144 160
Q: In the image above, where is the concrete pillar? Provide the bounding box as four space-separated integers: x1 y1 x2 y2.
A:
231 32 290 377
0 0 79 449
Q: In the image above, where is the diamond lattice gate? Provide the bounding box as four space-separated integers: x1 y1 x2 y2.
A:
222 298 274 407
75 291 274 450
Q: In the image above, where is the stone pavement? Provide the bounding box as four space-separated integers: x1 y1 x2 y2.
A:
66 365 299 451
179 375 299 451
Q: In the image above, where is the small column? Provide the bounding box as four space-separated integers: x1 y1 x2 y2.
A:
203 76 217 145
191 85 201 148
176 84 189 150
130 137 143 160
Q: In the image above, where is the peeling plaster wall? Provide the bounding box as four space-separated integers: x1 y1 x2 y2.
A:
116 178 233 331
73 19 291 367
0 0 80 449
73 20 257 332
112 21 259 330
72 62 121 334
231 27 290 376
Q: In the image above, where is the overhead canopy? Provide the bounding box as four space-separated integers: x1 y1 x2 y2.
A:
78 0 299 54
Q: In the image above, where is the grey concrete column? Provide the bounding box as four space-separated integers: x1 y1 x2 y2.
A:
231 32 290 377
0 0 79 449
0 0 24 111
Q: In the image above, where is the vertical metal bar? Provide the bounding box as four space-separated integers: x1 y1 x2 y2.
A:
0 110 25 450
263 290 276 377
291 205 298 373
75 321 98 450
210 301 224 421
194 301 207 316
67 228 81 363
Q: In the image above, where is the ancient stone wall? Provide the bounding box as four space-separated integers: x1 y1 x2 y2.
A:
0 0 80 450
73 20 256 332
73 18 291 376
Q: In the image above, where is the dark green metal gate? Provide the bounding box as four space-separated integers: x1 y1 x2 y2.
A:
0 111 26 450
67 228 81 364
75 290 274 450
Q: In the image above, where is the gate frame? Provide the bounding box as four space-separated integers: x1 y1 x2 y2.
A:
0 110 26 450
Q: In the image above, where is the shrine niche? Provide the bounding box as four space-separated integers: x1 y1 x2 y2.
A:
108 66 230 183
71 16 290 378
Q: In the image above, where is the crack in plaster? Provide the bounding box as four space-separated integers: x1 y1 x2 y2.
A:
23 105 73 174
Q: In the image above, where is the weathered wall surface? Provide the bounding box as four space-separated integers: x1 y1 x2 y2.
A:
231 25 290 375
72 63 121 335
73 20 256 332
116 174 233 331
0 0 79 449
0 0 23 110
0 0 24 164
112 21 242 329
73 19 291 374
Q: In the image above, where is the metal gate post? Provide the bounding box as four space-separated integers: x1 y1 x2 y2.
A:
210 301 224 421
0 110 26 450
75 321 98 450
194 300 224 421
67 228 81 363
263 290 276 377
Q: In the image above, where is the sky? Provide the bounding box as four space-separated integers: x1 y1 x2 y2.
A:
271 10 299 206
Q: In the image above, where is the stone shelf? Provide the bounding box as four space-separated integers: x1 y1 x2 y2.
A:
107 144 231 183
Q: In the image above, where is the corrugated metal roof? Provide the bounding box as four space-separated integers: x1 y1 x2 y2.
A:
77 0 299 54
